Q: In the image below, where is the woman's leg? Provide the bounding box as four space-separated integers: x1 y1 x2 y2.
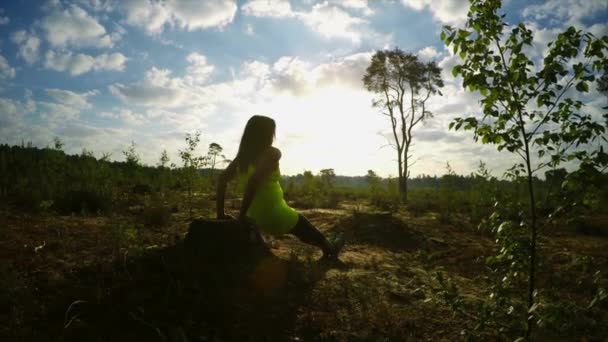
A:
290 214 335 257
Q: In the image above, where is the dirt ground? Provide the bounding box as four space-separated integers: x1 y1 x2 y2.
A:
1 199 607 341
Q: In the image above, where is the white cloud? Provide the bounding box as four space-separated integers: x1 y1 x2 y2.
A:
108 53 362 143
185 52 214 84
46 88 97 109
426 22 608 176
121 0 237 34
110 67 186 107
588 23 608 37
122 0 169 34
11 30 41 64
38 102 81 121
0 8 9 25
299 2 367 43
0 47 511 176
417 46 439 62
242 0 369 43
118 109 146 125
44 51 128 76
94 52 129 70
76 0 115 12
0 91 36 128
109 52 216 107
53 123 137 160
245 23 255 35
329 0 374 16
240 60 271 79
0 54 16 80
167 0 238 30
44 51 95 76
238 52 371 96
314 52 371 89
0 95 40 149
0 98 21 126
41 4 120 48
104 51 509 176
99 108 146 125
99 111 115 118
39 88 98 122
522 0 608 27
0 91 108 152
242 0 294 18
517 23 562 63
401 0 469 26
271 56 313 95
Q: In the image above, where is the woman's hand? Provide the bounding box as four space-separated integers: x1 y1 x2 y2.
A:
216 160 237 222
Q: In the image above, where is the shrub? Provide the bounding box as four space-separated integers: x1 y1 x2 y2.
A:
55 189 110 215
370 191 399 212
407 189 440 216
131 183 153 195
141 204 171 228
11 188 44 212
111 222 144 253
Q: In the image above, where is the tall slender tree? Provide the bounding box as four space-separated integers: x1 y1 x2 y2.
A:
122 141 140 166
158 149 170 168
206 143 223 171
442 0 607 337
179 131 205 218
363 48 444 202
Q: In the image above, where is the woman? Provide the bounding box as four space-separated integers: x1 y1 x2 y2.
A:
216 115 344 260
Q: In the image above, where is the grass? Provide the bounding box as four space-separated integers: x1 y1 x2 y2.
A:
0 194 606 341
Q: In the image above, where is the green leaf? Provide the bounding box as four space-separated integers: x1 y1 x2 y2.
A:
575 81 589 92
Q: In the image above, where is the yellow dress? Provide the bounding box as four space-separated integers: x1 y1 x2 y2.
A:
239 165 299 236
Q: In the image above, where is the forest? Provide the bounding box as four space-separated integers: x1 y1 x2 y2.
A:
1 0 608 341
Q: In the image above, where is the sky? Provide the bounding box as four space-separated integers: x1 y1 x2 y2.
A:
0 0 606 178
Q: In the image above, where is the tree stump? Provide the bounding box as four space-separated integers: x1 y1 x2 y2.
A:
183 218 288 297
184 218 272 267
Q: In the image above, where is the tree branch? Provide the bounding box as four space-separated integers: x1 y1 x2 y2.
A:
529 59 589 138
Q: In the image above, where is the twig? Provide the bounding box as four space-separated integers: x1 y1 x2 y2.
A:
64 299 87 329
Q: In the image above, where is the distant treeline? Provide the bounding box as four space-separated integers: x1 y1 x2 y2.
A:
0 144 176 213
282 167 562 190
1 144 606 221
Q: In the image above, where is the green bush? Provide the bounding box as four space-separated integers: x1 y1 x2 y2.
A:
141 204 171 227
370 191 399 212
11 187 44 212
111 222 144 253
407 189 440 216
55 189 110 215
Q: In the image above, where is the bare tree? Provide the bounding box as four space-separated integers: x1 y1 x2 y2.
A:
158 149 170 168
122 141 140 166
363 48 443 202
179 131 205 218
206 143 223 171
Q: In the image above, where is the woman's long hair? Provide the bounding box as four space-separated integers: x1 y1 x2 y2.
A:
235 115 276 172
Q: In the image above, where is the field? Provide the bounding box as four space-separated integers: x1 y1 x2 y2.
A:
2 189 607 341
2 0 608 340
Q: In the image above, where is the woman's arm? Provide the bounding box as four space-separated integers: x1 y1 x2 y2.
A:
216 160 238 219
239 148 281 221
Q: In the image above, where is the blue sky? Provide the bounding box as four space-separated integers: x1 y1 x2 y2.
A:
0 0 606 177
